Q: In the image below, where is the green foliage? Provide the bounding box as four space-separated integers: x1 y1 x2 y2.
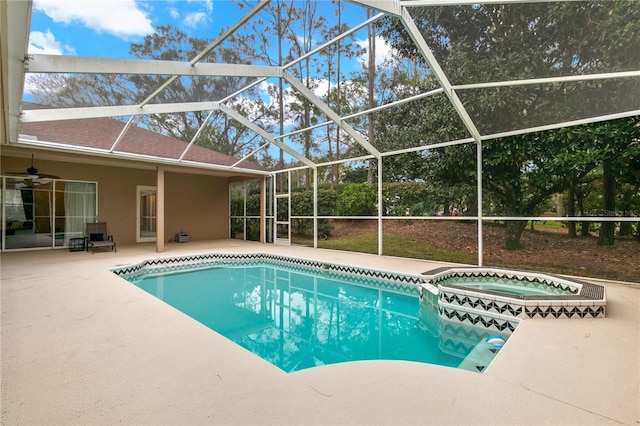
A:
337 183 377 216
290 189 337 237
339 165 369 185
246 193 261 216
383 182 432 215
229 197 244 217
246 219 260 241
317 234 476 264
375 2 640 249
291 189 338 216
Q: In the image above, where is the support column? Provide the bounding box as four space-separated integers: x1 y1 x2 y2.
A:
378 157 383 256
260 177 266 243
313 168 318 249
156 166 165 253
476 142 483 267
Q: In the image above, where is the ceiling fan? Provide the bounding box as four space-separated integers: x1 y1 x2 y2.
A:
5 154 60 187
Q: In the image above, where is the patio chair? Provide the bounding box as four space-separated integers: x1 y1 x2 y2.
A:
86 222 116 254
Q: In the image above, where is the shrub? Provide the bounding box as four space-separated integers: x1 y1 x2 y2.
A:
337 183 377 216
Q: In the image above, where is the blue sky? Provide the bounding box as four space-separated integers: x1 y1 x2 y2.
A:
28 0 392 63
25 0 398 147
29 0 251 58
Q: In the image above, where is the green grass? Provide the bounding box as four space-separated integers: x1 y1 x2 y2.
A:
530 220 565 228
317 234 477 264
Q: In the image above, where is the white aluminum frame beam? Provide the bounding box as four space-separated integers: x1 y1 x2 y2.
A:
21 102 220 122
453 70 640 90
283 70 381 159
397 6 483 143
354 1 483 143
347 1 399 15
109 116 136 152
139 0 269 108
274 87 444 141
218 104 316 169
482 109 640 141
178 109 216 161
101 0 270 159
232 141 271 168
401 0 589 6
190 0 269 65
27 54 281 78
284 11 386 70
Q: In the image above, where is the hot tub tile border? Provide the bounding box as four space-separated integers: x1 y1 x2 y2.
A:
421 266 606 323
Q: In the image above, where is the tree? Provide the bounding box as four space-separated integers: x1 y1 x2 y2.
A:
287 1 326 189
587 117 640 245
128 25 263 157
238 0 299 179
376 1 640 249
365 7 377 185
29 25 263 159
318 0 363 187
28 73 133 108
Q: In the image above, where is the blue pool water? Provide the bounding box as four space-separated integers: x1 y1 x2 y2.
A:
444 277 577 296
128 262 503 372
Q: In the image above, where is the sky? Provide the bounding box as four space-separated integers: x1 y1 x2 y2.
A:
25 0 399 159
29 0 247 58
28 0 394 63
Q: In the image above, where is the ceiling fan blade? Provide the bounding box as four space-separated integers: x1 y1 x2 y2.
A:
4 155 60 179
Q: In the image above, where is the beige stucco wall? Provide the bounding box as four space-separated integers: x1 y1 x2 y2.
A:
164 171 230 242
2 155 232 246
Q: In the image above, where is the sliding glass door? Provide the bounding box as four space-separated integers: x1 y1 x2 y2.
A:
1 177 96 250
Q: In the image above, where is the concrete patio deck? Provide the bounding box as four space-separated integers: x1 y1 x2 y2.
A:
2 240 638 425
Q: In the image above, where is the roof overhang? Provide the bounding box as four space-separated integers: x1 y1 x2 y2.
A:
1 0 31 146
4 140 268 179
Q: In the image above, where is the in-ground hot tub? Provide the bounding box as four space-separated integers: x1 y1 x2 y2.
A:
420 267 606 335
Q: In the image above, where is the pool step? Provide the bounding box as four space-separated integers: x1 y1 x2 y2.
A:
458 337 505 373
438 300 521 334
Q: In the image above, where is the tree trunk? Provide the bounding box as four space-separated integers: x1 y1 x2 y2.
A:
277 0 285 192
304 59 311 190
335 0 342 187
576 192 590 236
597 158 616 246
366 9 375 186
504 220 527 250
567 178 576 237
618 184 633 237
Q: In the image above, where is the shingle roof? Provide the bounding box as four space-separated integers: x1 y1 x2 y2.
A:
19 103 263 170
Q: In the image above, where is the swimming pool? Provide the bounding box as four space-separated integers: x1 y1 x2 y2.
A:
113 254 508 373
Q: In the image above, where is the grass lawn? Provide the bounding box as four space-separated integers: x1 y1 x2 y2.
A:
317 234 477 265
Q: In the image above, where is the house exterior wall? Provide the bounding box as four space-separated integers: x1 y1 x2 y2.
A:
164 172 229 242
2 155 230 247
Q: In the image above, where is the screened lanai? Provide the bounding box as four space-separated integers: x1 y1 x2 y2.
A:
1 0 639 275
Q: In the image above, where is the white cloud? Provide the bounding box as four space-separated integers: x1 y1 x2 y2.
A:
168 7 180 19
28 30 76 55
356 35 397 67
183 11 207 28
33 0 154 39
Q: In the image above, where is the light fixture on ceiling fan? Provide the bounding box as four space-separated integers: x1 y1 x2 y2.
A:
6 154 60 187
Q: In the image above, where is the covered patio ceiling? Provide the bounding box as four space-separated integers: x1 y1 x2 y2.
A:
1 0 639 173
